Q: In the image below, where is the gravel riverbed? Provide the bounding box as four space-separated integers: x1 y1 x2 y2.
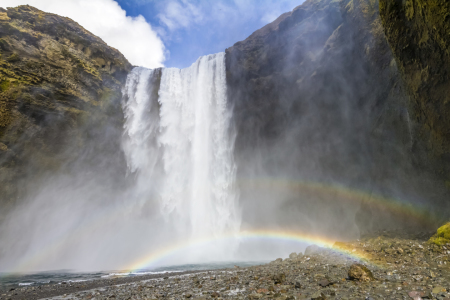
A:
2 233 450 300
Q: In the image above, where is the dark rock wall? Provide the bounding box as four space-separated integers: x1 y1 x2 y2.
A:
0 6 132 218
226 0 449 235
379 0 450 186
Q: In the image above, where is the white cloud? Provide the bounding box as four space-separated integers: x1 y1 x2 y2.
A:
157 0 203 31
154 0 304 35
0 0 165 68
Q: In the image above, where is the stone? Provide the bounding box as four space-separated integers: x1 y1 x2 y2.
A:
348 264 375 282
310 291 327 300
256 288 268 294
408 291 425 300
210 292 220 298
273 258 283 264
289 252 298 259
318 279 330 287
272 273 286 284
305 245 321 255
432 286 446 294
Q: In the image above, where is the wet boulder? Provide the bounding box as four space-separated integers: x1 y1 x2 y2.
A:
348 264 375 282
311 291 327 300
272 273 286 284
305 245 322 255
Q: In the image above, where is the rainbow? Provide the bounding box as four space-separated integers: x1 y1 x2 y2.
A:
3 179 437 274
238 179 439 227
124 229 381 272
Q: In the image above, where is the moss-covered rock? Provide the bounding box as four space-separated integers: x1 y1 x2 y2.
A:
348 263 375 282
428 223 450 246
0 5 132 217
379 0 450 182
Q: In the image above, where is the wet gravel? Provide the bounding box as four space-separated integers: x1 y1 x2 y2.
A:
1 233 450 300
0 271 207 300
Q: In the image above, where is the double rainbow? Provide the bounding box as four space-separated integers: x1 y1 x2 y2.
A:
3 179 437 274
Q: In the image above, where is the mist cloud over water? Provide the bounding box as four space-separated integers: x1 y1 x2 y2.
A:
0 53 243 273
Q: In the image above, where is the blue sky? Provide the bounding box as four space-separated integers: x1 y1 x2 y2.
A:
115 0 305 68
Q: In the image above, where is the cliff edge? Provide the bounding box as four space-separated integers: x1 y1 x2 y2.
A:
0 5 132 215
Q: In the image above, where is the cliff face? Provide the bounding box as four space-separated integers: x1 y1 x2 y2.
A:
0 5 132 214
226 0 449 234
1 1 449 237
379 0 450 184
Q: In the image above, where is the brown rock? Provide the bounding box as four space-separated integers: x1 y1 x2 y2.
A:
348 264 375 282
318 279 331 287
408 291 426 300
256 288 268 294
272 273 286 284
210 291 220 298
311 291 327 300
273 258 283 264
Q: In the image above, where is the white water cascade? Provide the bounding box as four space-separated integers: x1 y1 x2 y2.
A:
122 53 240 261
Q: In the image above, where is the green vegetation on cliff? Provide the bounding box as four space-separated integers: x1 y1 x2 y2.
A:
0 5 132 214
429 222 450 246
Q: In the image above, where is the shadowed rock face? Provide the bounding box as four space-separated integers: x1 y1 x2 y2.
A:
379 0 450 184
226 0 449 235
0 5 132 216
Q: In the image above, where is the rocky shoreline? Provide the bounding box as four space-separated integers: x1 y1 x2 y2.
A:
0 270 211 300
1 230 450 300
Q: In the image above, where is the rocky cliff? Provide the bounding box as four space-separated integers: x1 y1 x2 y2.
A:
1 1 449 237
379 0 450 185
0 5 132 217
226 0 449 235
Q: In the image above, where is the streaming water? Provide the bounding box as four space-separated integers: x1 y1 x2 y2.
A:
122 53 240 260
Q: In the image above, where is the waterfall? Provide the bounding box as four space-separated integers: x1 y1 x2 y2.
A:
122 53 240 257
122 67 162 209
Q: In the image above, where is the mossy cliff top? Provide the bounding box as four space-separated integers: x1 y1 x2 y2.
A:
0 5 132 214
